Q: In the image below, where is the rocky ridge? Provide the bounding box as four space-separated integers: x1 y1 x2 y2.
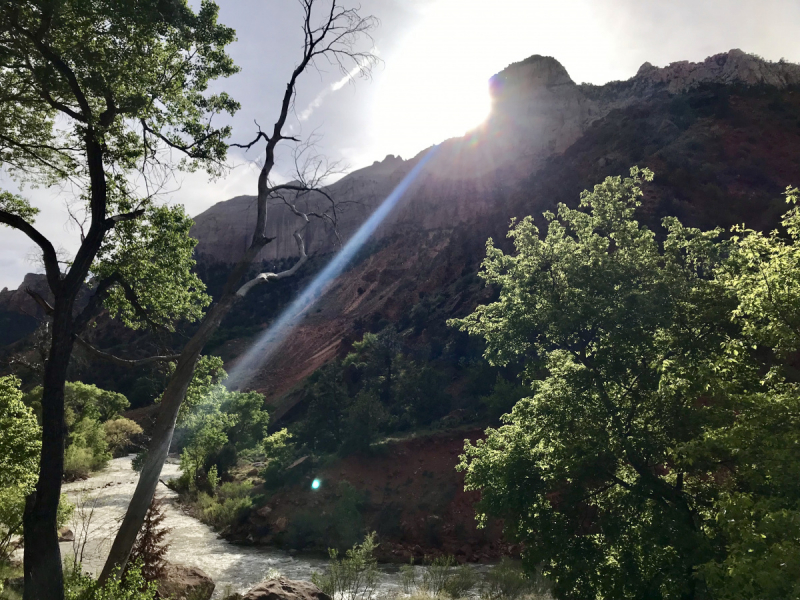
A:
190 49 800 266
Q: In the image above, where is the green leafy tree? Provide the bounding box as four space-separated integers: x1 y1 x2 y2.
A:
23 381 129 424
0 376 41 491
260 428 297 487
174 366 269 486
0 1 239 595
178 404 237 487
0 377 72 562
344 327 402 404
103 418 143 457
452 169 800 599
693 186 800 599
24 382 132 478
299 363 349 452
0 376 41 561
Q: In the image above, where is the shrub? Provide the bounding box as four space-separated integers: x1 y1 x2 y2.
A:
66 415 111 477
64 561 157 600
479 559 541 600
442 565 479 598
216 481 253 501
421 555 455 596
63 446 96 481
196 482 254 529
199 495 252 529
331 481 367 551
284 510 329 551
400 560 418 594
0 375 43 561
312 532 379 600
103 418 143 457
260 428 296 488
207 465 220 491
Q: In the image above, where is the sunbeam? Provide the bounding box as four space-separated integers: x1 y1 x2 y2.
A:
225 145 440 390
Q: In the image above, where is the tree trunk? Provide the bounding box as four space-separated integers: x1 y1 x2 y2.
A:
99 294 240 582
23 299 74 600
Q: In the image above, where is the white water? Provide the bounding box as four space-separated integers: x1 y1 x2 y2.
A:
57 456 411 599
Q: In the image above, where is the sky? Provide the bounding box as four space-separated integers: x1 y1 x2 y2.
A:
3 0 800 289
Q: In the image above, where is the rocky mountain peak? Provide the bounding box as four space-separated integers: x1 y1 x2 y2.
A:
490 55 574 98
631 49 800 93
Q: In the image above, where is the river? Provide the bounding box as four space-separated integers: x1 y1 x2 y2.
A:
56 456 421 599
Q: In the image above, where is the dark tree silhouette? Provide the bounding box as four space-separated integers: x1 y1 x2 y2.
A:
127 496 171 584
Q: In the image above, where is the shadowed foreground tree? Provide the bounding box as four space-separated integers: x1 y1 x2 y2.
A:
127 496 171 584
452 170 800 599
0 1 239 597
99 0 379 582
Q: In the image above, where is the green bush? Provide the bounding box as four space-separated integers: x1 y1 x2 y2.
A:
0 375 43 562
479 559 544 600
103 418 143 457
284 510 329 551
259 429 296 489
200 495 252 529
64 561 157 600
400 560 418 594
442 565 479 598
331 482 367 551
63 446 95 481
421 555 455 596
312 532 379 600
195 481 254 529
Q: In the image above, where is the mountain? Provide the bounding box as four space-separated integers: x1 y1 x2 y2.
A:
5 49 800 395
189 49 800 265
183 49 800 406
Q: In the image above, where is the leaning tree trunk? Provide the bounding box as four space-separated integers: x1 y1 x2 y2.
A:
99 260 257 582
23 298 75 600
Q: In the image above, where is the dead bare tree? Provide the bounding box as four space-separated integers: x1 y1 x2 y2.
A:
98 0 378 581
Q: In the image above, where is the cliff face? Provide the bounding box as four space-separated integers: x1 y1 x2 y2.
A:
190 49 800 266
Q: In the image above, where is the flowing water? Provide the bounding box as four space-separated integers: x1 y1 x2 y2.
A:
56 456 419 598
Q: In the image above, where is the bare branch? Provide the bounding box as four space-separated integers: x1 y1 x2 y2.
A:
104 208 145 229
25 288 54 315
74 336 180 368
236 232 308 297
230 126 270 150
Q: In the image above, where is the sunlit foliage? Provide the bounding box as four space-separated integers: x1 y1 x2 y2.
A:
452 170 800 599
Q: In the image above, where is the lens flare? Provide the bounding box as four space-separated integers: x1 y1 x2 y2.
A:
311 478 321 490
225 145 440 390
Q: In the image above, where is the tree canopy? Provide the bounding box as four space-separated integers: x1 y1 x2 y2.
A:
452 169 800 600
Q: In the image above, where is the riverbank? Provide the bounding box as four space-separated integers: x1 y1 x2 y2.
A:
47 456 489 599
178 429 513 564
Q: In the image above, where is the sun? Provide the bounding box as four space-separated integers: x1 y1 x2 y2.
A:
371 2 497 160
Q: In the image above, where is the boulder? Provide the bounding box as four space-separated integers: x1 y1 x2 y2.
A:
158 563 215 600
58 527 74 542
242 578 331 600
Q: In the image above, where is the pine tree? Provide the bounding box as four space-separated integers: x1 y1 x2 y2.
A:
128 496 171 583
